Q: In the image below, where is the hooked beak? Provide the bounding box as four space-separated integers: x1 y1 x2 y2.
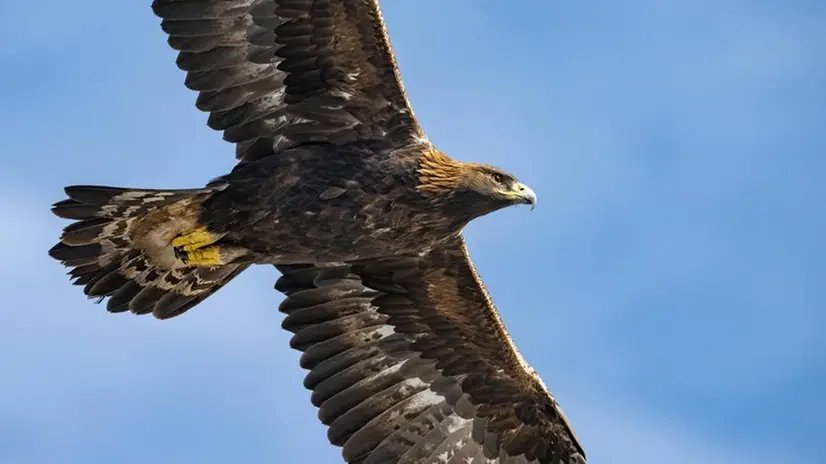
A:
514 182 537 210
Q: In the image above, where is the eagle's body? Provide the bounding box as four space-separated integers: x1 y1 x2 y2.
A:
48 1 586 463
203 141 470 264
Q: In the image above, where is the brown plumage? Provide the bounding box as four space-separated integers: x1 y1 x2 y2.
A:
48 1 584 462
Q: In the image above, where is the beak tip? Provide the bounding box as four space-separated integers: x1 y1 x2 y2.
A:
521 185 537 210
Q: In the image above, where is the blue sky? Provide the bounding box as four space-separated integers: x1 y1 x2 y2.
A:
0 1 824 463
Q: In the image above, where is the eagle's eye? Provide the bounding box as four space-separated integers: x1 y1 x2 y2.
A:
491 173 505 184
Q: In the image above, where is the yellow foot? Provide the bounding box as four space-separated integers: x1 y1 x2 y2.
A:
171 227 223 252
175 245 225 266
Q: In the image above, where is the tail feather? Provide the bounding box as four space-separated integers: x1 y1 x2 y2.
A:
49 185 248 319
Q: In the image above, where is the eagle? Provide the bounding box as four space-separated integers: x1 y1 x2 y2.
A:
48 1 586 463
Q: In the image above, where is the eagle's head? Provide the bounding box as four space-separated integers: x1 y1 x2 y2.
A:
417 147 536 221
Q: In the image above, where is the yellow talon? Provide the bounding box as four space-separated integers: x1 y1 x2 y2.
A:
171 227 222 252
178 245 224 266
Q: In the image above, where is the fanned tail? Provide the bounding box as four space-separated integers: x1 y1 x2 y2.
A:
48 185 249 319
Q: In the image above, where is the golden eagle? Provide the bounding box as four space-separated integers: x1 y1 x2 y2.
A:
48 1 585 462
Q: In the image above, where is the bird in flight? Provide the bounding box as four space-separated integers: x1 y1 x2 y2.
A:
48 1 585 462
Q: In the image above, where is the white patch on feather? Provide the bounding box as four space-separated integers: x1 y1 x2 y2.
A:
370 359 405 380
254 87 285 110
99 204 119 216
112 191 151 201
141 193 177 204
100 221 122 240
442 414 472 436
123 205 142 217
380 391 425 424
374 324 396 338
401 388 441 417
331 89 353 101
313 262 346 268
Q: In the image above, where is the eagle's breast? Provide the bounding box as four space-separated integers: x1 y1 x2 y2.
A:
211 142 460 262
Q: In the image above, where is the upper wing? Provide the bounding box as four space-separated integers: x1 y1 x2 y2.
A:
152 0 424 163
275 236 585 463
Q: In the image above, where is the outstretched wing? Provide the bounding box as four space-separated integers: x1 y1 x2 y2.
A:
275 236 585 463
152 0 424 162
